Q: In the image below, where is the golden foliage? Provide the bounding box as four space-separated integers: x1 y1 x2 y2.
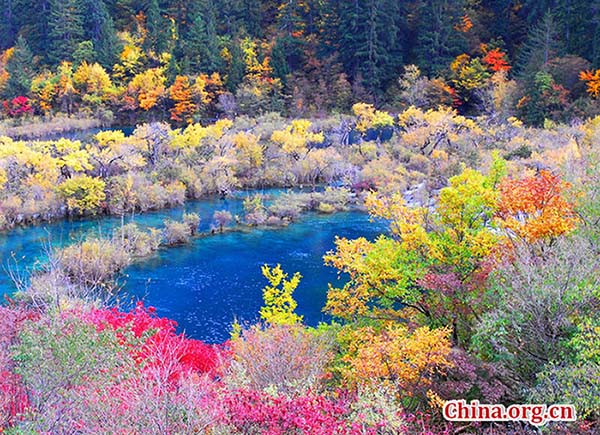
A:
352 103 394 133
260 264 303 326
341 324 454 396
580 69 600 98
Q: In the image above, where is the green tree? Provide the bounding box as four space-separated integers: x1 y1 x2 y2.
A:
335 0 405 99
219 0 263 37
82 0 119 68
414 0 468 75
48 0 85 64
3 35 34 97
515 12 564 79
0 0 17 50
182 0 221 74
11 0 51 56
143 0 168 56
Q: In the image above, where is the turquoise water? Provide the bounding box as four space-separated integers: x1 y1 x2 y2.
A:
0 191 385 343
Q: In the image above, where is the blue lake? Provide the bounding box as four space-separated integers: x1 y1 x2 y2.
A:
0 191 386 343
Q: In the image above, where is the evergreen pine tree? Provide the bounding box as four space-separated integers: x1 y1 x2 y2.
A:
336 0 405 100
3 35 34 97
12 0 51 56
225 38 245 92
82 0 120 68
414 0 468 75
271 39 290 85
144 0 169 56
0 0 17 50
48 0 85 64
220 0 262 38
183 0 221 74
515 12 564 79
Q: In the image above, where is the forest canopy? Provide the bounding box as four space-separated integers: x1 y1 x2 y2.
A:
1 0 600 125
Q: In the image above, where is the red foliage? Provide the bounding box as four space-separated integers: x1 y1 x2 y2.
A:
2 96 33 117
0 307 36 429
432 349 512 404
77 303 221 382
419 272 462 297
446 86 462 108
483 48 511 72
222 389 388 435
0 372 28 427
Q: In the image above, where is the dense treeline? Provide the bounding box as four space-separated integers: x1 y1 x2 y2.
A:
2 0 600 124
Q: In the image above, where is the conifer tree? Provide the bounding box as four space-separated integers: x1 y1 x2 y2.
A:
12 0 51 56
515 12 564 79
414 0 468 75
3 35 34 97
83 0 119 68
0 0 17 50
48 0 85 64
144 0 168 57
183 0 221 74
335 0 404 100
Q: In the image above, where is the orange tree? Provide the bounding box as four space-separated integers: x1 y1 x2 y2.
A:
496 170 579 243
169 75 197 124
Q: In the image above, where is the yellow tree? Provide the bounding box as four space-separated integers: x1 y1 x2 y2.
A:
87 130 146 177
57 175 106 215
55 62 77 114
112 31 145 84
270 119 324 160
352 103 394 134
73 62 114 107
125 68 166 111
30 71 58 114
397 106 483 155
325 165 502 346
260 264 303 326
340 323 453 401
233 131 264 171
0 48 14 92
194 72 225 113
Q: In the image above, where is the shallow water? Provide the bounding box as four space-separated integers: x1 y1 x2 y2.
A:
0 191 386 343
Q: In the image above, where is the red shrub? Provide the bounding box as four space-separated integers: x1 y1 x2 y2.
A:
2 96 33 117
222 388 382 435
74 303 221 383
0 306 36 429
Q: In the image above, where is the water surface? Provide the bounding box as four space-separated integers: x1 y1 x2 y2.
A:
0 191 385 343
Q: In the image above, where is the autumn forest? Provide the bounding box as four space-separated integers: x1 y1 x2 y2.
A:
0 1 599 434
